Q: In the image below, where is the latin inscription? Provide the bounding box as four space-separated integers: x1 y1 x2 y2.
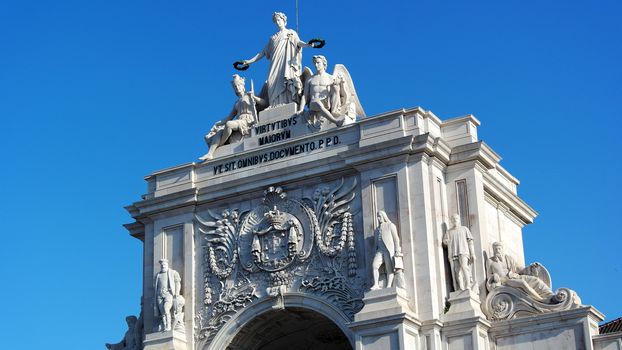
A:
254 116 298 135
258 129 291 146
213 136 340 176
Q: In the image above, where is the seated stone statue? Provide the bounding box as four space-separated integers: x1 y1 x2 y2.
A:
105 315 141 350
486 242 558 303
200 74 266 161
483 241 582 320
297 55 364 129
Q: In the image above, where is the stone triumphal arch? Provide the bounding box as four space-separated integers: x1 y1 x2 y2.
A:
107 9 621 350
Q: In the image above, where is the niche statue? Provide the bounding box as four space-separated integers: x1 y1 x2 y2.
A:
154 259 183 332
442 214 476 291
371 211 405 290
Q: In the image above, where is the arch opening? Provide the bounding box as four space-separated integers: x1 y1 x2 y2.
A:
226 307 352 350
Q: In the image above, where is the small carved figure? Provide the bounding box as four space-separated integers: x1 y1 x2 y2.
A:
105 316 140 350
154 259 182 332
486 242 558 303
442 214 476 291
240 12 312 107
200 75 266 161
297 55 363 128
286 218 298 255
371 211 404 290
171 294 185 332
251 234 262 263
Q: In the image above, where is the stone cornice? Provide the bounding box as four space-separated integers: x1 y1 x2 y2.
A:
348 312 422 330
484 191 530 228
123 221 145 241
127 188 198 220
448 141 501 169
144 162 195 181
441 114 481 128
483 172 538 225
441 316 491 332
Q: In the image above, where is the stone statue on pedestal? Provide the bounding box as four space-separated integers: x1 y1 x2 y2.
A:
154 259 182 332
200 75 266 161
239 12 313 108
105 315 141 350
442 214 475 291
371 211 404 290
297 55 361 128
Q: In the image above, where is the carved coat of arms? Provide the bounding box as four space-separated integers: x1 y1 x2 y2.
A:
239 187 314 272
194 179 361 344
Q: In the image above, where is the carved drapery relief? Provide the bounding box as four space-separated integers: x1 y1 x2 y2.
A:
194 179 363 345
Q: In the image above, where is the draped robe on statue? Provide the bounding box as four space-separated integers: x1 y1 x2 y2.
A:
487 254 555 302
262 28 303 107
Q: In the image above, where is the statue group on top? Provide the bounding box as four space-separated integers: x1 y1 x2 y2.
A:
200 12 364 161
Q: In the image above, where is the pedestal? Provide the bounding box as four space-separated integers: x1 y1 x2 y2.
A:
488 306 604 350
143 331 188 350
351 287 420 350
441 290 490 350
442 289 485 323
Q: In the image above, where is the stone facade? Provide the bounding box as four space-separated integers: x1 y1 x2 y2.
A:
108 10 622 350
116 104 620 349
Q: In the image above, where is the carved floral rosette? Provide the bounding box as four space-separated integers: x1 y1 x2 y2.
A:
194 178 362 344
483 286 582 321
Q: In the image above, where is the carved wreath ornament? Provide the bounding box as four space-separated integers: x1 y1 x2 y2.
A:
194 179 359 342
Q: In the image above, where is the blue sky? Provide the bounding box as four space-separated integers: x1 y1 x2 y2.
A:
1 0 620 348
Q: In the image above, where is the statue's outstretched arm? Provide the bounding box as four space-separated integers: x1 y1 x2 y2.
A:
244 51 265 65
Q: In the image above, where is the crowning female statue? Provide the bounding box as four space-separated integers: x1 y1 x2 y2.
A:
240 12 312 107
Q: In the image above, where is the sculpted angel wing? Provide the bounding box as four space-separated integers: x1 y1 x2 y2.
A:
332 64 366 118
525 262 552 289
300 66 313 104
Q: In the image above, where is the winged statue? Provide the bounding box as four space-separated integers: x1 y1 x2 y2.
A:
297 55 365 129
